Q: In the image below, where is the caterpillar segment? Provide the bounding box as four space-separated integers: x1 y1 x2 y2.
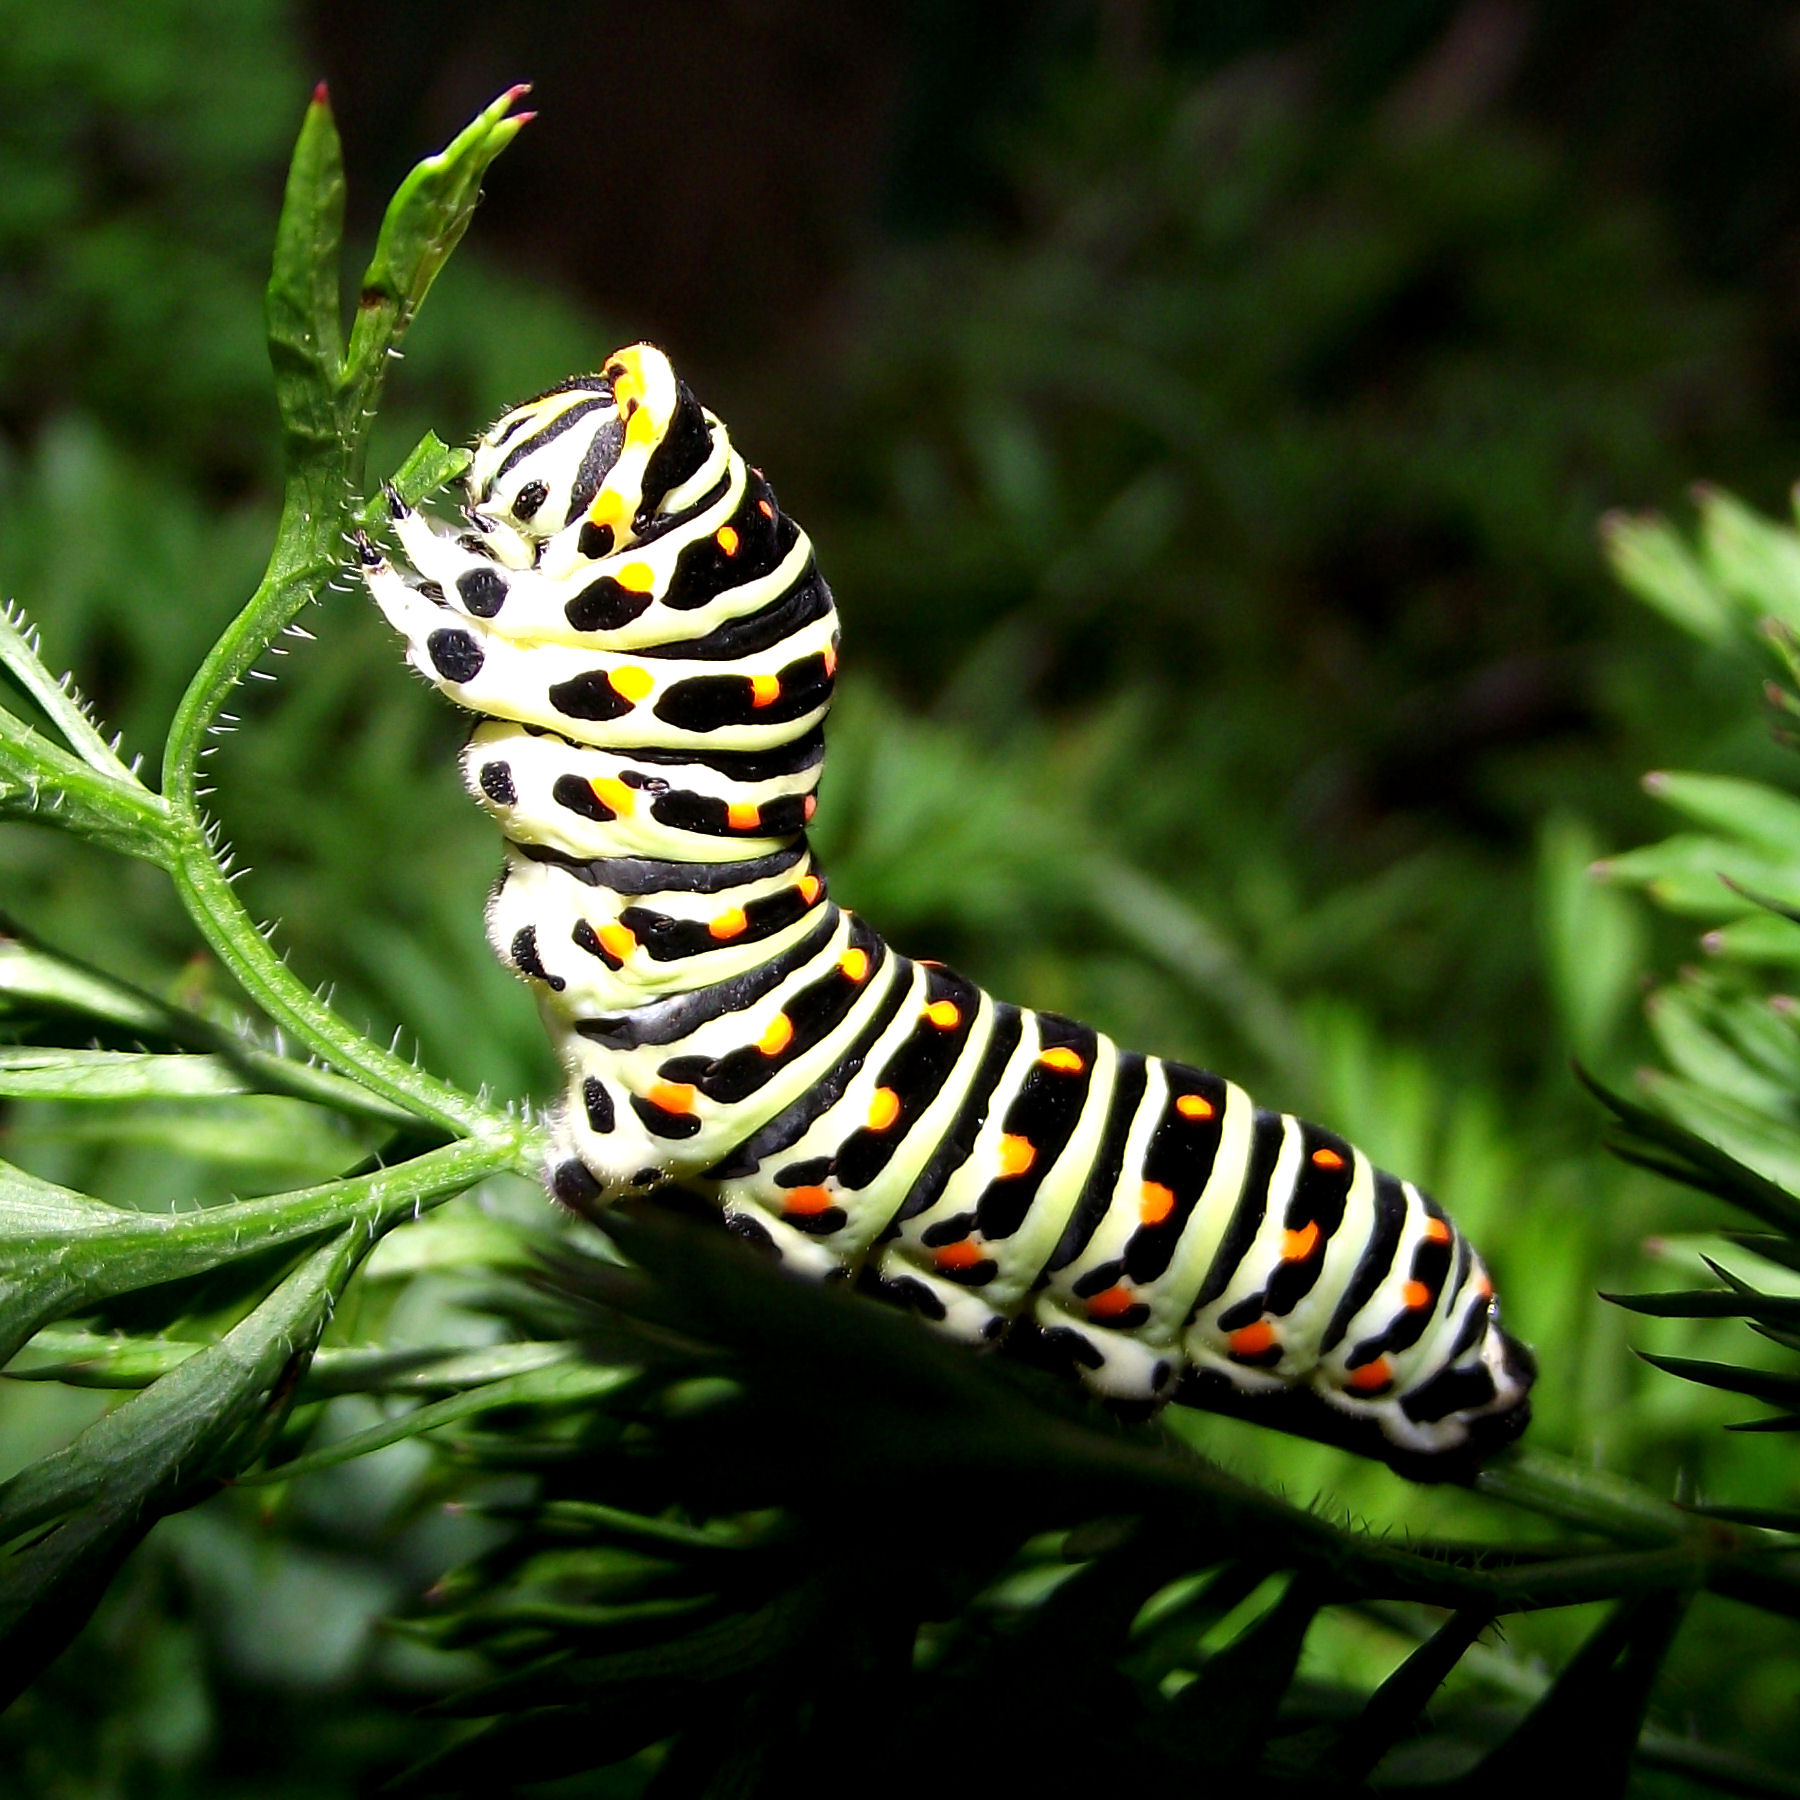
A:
364 342 1535 1473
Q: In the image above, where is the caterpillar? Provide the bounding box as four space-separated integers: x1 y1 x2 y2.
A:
359 344 1534 1475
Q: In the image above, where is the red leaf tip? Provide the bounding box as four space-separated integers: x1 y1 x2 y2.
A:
502 82 533 104
312 80 330 106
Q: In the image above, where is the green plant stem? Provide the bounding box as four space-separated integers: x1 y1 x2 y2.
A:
156 87 530 1142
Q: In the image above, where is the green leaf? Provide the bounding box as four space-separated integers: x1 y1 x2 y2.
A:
1698 484 1800 636
1601 508 1736 644
264 83 346 457
0 1229 364 1706
0 709 172 866
1695 912 1800 966
1331 1607 1492 1786
1537 813 1646 1059
1465 1593 1687 1793
1635 1352 1800 1411
1603 1287 1800 1322
0 1049 255 1101
350 430 474 533
1646 986 1796 1118
339 87 532 492
0 1134 517 1367
0 605 137 779
1596 832 1790 919
1643 769 1800 858
0 935 169 1035
236 1357 636 1483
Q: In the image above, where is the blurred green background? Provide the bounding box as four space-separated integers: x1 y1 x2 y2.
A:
4 0 1800 1790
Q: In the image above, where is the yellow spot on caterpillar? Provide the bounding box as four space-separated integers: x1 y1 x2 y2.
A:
1424 1216 1451 1244
1086 1285 1137 1320
1346 1355 1393 1393
608 665 654 702
1229 1320 1277 1357
867 1088 900 1131
726 801 762 831
616 561 655 593
1039 1046 1083 1073
839 948 870 981
1311 1146 1345 1170
783 1185 834 1216
1139 1182 1175 1226
647 1081 695 1114
756 1014 794 1056
996 1134 1035 1178
590 776 634 815
608 350 644 408
709 907 748 940
626 404 657 445
797 874 823 904
1175 1093 1214 1121
597 923 636 962
924 999 960 1029
716 525 739 554
749 673 781 708
1281 1221 1320 1261
934 1239 986 1270
589 488 632 534
1402 1279 1432 1311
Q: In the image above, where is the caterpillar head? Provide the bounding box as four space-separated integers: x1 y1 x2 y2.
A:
464 344 717 576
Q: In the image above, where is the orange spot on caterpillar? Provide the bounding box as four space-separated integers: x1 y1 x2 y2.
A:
996 1134 1035 1178
1175 1093 1214 1121
726 801 762 831
1345 1355 1393 1393
867 1088 901 1131
1311 1146 1346 1170
924 999 960 1029
616 561 655 594
1402 1279 1432 1311
1281 1221 1320 1261
597 923 637 962
797 874 823 905
1229 1320 1277 1357
590 776 634 816
839 948 870 981
1139 1181 1175 1226
749 673 781 708
783 1185 835 1215
934 1239 987 1270
802 795 818 820
1039 1046 1084 1073
608 665 654 702
1476 1271 1494 1299
1086 1285 1138 1320
756 1014 793 1056
716 524 740 554
757 498 774 518
647 1081 695 1115
1424 1216 1452 1244
709 907 748 940
823 643 837 676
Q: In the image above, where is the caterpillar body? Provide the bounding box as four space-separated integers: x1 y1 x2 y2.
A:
361 344 1534 1473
